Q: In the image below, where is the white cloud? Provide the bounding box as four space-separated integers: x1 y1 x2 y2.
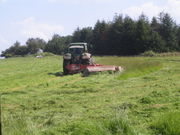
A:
0 36 9 45
121 0 180 22
15 17 64 41
122 2 162 20
0 36 11 52
166 0 180 22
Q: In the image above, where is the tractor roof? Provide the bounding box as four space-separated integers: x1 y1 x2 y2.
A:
69 46 84 49
69 42 87 46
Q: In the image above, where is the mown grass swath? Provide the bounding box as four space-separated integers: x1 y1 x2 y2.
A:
0 55 179 135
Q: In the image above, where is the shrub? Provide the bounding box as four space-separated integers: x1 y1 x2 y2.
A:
4 53 13 58
140 50 157 57
41 52 55 57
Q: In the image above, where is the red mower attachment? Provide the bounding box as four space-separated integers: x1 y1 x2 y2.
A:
66 64 123 76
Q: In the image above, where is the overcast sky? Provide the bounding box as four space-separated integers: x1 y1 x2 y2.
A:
1 0 180 52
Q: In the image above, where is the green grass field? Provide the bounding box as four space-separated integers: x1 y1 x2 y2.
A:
0 55 179 135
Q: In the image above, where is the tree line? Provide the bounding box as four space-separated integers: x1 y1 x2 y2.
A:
1 12 180 57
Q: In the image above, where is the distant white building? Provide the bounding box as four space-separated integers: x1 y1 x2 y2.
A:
37 49 43 54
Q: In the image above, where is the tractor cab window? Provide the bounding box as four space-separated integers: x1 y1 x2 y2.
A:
69 48 84 54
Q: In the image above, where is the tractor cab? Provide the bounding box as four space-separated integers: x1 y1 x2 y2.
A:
68 43 87 53
68 46 84 56
63 42 92 74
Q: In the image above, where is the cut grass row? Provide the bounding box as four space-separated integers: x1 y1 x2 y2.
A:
0 55 179 135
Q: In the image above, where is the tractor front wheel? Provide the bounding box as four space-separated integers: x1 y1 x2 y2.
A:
63 60 70 75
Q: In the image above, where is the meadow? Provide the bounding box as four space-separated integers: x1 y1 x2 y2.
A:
0 55 179 135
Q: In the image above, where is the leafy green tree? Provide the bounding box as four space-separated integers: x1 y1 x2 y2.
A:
26 38 46 54
107 15 124 55
44 34 72 54
14 46 28 56
148 30 166 52
151 17 160 32
1 41 28 57
134 14 152 54
120 16 136 55
93 20 111 54
72 27 93 42
176 26 180 51
158 12 178 51
72 27 81 42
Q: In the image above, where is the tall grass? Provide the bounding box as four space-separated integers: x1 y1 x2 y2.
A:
151 112 180 135
103 115 137 135
96 56 162 80
63 111 138 135
3 112 37 135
